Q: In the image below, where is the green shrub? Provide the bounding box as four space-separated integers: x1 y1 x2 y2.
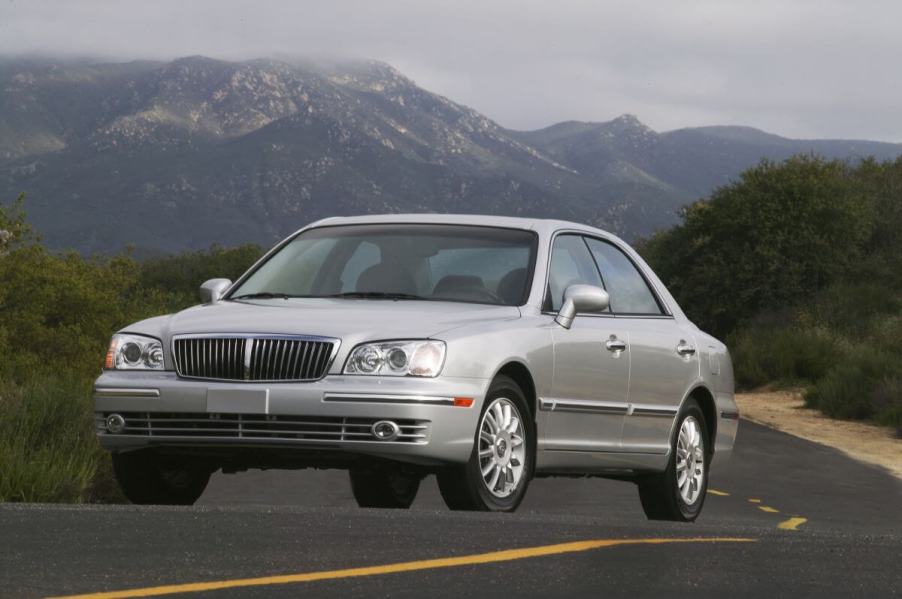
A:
0 194 258 503
870 377 902 437
137 244 262 310
730 324 841 390
804 351 902 422
641 155 875 337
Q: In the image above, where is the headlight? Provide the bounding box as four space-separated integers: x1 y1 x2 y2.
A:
104 334 165 370
344 340 446 377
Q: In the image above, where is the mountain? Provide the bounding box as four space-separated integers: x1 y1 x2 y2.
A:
1 56 901 254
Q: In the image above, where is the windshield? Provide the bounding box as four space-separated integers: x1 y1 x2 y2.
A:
229 224 538 306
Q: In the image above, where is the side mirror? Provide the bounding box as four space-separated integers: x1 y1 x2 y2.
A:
555 284 610 329
200 278 232 304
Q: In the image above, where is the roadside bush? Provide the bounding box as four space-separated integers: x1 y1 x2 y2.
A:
804 351 902 423
0 194 259 503
871 377 902 437
137 244 262 310
730 323 840 390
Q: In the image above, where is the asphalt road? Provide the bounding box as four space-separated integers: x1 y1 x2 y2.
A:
2 421 900 598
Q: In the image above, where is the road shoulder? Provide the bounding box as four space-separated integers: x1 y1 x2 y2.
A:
736 390 902 480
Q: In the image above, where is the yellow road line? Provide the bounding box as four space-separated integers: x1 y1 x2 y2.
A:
707 489 730 496
778 517 807 531
758 506 780 513
748 498 761 503
49 537 756 599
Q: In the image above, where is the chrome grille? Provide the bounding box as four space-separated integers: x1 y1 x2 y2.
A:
172 335 338 382
95 412 429 444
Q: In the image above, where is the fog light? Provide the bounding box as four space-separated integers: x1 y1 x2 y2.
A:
106 413 126 434
371 420 400 441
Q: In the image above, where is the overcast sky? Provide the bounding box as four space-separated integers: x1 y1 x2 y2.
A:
3 0 901 141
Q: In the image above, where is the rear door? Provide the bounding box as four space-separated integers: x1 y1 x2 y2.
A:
544 235 630 452
583 237 699 454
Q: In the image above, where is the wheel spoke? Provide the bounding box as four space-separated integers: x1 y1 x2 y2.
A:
488 464 502 491
481 460 495 477
492 403 505 430
511 434 523 447
479 448 493 458
484 411 498 433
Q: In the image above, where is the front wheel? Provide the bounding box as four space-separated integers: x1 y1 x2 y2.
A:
112 450 212 505
437 375 534 511
637 398 710 521
349 466 421 509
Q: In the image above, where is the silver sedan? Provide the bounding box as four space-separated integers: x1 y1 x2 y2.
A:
95 214 738 520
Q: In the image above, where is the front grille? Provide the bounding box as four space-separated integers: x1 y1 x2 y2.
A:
95 412 429 444
172 335 338 382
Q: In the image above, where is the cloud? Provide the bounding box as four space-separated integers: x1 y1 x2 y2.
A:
2 0 900 140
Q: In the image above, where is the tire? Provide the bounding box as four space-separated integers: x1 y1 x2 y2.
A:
637 398 710 522
349 466 420 509
437 375 534 512
112 450 212 505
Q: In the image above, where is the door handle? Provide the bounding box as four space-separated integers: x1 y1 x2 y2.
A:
605 337 627 352
676 340 696 356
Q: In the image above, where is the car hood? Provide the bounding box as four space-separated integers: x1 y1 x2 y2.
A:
131 298 521 343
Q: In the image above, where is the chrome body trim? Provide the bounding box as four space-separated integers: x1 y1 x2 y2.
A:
323 393 456 406
542 398 677 418
630 404 679 417
538 397 629 415
93 387 160 398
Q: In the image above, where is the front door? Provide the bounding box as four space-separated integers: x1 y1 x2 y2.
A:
543 234 630 451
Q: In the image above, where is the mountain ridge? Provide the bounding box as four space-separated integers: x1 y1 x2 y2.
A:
2 55 901 254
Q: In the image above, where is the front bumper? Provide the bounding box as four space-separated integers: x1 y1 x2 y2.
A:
93 370 490 466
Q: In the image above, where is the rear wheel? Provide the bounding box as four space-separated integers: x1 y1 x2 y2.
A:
349 466 421 509
437 375 534 511
112 450 212 505
637 398 710 521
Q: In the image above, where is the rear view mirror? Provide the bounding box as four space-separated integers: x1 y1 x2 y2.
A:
200 278 232 304
555 284 610 329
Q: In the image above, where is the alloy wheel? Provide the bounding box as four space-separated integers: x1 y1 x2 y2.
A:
477 397 526 498
676 415 705 505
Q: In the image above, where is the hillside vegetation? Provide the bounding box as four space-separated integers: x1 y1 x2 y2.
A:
641 155 902 433
0 195 261 501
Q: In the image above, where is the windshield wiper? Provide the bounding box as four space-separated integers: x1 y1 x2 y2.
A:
229 292 297 301
328 291 427 300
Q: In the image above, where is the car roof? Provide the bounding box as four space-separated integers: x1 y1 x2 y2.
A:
302 213 615 239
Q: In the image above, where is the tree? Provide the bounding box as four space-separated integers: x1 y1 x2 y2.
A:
641 156 875 336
